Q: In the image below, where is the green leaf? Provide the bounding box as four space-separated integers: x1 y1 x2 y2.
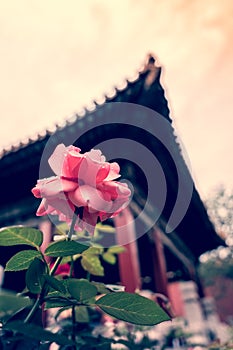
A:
91 282 111 295
60 254 81 264
0 226 43 248
0 290 32 321
96 223 115 233
44 298 74 309
67 279 97 302
43 274 67 294
84 246 104 255
107 246 125 254
26 258 47 293
81 255 104 276
4 320 73 345
5 250 42 271
44 280 74 309
102 252 116 265
75 306 89 323
54 306 72 321
45 240 88 257
95 292 171 325
54 222 69 235
47 279 70 297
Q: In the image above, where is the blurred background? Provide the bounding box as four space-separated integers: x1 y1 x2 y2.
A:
0 1 233 347
0 0 232 198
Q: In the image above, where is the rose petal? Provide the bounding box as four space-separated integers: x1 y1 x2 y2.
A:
47 197 75 218
77 157 104 186
99 196 130 221
98 181 131 200
36 199 51 216
48 143 83 178
80 208 99 236
64 147 83 178
32 177 60 198
96 163 110 182
32 176 78 199
104 162 121 181
36 195 75 219
48 144 67 176
60 178 78 192
32 186 41 198
85 149 106 163
68 184 112 213
32 144 131 234
67 145 81 154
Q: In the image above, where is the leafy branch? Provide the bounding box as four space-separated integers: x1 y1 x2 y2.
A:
0 224 170 347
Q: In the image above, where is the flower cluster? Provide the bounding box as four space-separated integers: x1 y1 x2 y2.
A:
32 144 131 234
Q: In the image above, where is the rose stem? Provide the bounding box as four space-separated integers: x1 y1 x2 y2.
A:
50 209 79 276
24 297 41 323
24 211 79 324
71 305 76 344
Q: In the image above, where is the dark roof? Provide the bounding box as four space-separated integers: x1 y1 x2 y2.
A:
0 54 224 260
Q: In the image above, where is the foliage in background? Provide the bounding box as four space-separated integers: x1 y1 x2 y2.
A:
205 186 233 245
199 186 233 286
199 247 233 286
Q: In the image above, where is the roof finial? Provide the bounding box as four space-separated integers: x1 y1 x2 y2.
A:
147 53 156 65
143 53 160 88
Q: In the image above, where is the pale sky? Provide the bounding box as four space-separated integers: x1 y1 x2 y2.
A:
0 0 232 199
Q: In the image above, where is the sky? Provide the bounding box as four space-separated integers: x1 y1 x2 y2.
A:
0 0 232 199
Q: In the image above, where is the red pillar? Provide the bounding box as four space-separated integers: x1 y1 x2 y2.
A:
152 228 168 296
113 208 141 292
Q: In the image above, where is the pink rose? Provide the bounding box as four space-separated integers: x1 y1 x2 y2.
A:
32 144 131 235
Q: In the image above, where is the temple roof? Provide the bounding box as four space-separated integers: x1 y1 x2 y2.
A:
0 55 170 158
0 54 224 261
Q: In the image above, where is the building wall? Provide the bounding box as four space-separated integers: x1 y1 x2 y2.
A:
204 276 233 324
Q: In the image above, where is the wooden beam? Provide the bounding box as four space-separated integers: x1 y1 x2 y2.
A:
129 201 196 277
